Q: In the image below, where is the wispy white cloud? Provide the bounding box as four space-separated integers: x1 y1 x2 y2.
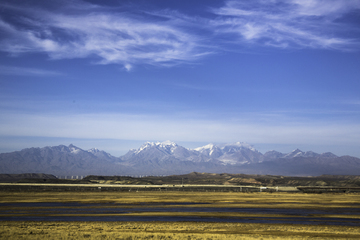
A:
290 0 360 17
211 0 360 50
0 0 359 70
0 1 209 70
0 65 63 77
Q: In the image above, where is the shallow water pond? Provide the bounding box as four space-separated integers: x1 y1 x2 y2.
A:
1 202 360 226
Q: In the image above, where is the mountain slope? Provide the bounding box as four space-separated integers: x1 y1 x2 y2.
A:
0 144 126 176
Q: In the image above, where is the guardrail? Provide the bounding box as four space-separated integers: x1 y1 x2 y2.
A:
0 183 299 192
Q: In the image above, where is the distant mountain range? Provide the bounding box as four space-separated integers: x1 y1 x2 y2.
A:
1 141 359 176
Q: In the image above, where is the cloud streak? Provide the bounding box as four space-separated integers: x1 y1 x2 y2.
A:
0 65 63 77
211 0 360 50
0 1 209 70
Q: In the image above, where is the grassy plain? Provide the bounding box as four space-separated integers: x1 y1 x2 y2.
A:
1 191 360 239
2 221 360 239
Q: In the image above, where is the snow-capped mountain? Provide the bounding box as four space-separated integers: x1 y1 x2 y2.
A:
122 141 263 166
194 142 263 165
282 149 338 159
194 143 222 157
133 141 179 155
283 149 322 158
68 144 82 154
217 142 263 165
284 149 305 158
121 141 201 165
1 141 357 176
264 149 338 160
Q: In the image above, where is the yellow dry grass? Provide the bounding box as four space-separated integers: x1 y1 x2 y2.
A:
1 221 360 239
1 191 359 208
1 191 360 239
0 190 360 205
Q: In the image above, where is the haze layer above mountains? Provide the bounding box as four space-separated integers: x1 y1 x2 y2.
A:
0 141 359 176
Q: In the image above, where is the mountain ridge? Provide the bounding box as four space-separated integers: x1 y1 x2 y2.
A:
1 141 358 177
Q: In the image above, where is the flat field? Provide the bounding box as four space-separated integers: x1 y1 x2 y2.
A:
1 191 360 239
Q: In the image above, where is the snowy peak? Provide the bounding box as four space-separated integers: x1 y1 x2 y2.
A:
303 151 320 158
195 142 256 153
135 142 153 153
157 140 178 153
120 140 197 164
134 142 157 154
194 143 220 156
88 148 110 156
284 149 304 158
134 141 178 155
88 148 100 154
193 142 262 165
194 143 215 151
221 142 257 154
68 144 82 154
40 144 83 154
87 148 117 161
160 140 178 147
223 142 256 151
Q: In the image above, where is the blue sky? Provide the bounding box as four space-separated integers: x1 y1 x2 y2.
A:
1 0 360 157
